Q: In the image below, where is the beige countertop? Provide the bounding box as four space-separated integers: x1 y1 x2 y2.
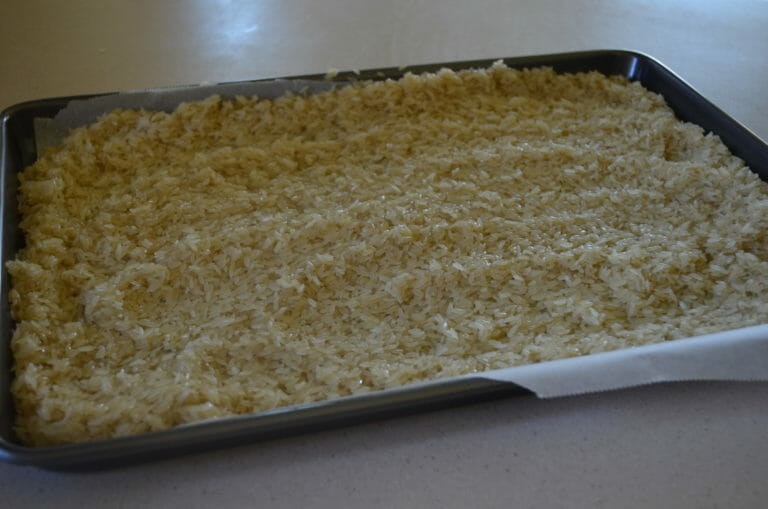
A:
1 1 767 507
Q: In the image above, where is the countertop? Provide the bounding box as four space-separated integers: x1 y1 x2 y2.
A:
1 1 767 507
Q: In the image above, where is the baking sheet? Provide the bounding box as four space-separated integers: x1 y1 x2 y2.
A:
3 50 768 469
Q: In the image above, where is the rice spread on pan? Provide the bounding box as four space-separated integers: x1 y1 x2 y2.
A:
8 63 768 446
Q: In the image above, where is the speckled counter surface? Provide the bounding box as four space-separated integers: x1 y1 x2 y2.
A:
1 1 767 507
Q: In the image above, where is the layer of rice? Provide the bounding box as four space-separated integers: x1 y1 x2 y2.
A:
8 63 768 445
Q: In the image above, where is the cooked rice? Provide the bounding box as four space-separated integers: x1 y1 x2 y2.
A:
8 63 768 446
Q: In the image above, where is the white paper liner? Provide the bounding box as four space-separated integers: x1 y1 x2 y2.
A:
34 79 346 152
476 324 768 397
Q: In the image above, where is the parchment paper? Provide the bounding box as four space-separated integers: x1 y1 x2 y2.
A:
33 79 768 400
34 79 345 153
475 324 768 397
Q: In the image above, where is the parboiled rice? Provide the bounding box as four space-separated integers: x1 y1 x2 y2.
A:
8 63 768 446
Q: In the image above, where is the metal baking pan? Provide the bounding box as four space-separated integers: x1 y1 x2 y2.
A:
2 50 767 470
